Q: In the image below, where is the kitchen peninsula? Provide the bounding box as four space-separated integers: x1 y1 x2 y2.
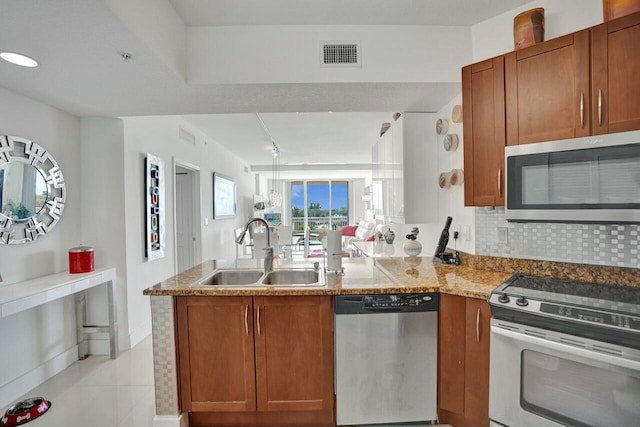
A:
144 256 509 427
144 255 639 427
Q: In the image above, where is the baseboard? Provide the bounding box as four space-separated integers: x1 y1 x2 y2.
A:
153 413 188 427
0 345 78 408
129 320 152 348
88 338 110 355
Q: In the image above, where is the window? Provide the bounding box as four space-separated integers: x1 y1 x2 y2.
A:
291 181 349 233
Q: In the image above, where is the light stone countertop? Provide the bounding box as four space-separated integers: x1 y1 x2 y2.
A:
143 257 512 300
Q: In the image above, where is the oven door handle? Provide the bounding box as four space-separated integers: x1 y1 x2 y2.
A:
492 326 640 372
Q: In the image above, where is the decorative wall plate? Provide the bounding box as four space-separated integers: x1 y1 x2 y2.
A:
436 118 449 135
443 134 459 151
451 105 463 123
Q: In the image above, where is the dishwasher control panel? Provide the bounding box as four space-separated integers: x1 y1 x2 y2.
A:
335 293 439 314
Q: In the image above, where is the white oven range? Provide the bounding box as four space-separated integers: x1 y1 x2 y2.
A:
488 274 640 427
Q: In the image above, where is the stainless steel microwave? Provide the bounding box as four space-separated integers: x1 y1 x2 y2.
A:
505 130 640 223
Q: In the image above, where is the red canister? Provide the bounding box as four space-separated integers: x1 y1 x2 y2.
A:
69 246 95 273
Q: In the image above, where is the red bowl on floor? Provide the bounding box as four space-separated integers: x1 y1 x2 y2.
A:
1 398 51 426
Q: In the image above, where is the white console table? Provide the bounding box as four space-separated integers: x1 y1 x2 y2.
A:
0 267 118 359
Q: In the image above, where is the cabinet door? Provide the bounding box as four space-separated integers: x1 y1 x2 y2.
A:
438 294 466 415
463 56 506 207
505 31 590 145
176 296 256 412
438 295 491 427
592 13 640 135
463 298 491 427
254 296 333 413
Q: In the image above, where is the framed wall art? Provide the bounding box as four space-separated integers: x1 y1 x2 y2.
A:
213 172 236 219
145 154 165 261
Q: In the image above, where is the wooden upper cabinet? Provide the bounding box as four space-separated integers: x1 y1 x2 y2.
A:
463 56 506 207
254 296 333 414
591 13 640 135
177 296 256 413
505 30 590 145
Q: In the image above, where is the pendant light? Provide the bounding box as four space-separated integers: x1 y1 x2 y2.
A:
256 114 282 207
270 142 282 208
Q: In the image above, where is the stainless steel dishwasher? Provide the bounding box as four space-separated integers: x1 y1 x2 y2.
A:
334 293 439 426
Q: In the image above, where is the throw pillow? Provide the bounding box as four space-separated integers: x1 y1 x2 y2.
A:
341 225 358 237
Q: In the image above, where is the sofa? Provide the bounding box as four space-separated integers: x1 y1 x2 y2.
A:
341 221 389 252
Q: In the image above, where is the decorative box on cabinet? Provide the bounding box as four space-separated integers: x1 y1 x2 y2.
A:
177 295 334 427
462 57 506 207
438 294 491 427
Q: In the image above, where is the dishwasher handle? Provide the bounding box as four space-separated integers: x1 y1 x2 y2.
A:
334 293 439 314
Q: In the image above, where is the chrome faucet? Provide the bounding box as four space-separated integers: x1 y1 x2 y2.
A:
236 218 274 273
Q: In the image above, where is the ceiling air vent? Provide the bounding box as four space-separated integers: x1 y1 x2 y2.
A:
321 41 361 67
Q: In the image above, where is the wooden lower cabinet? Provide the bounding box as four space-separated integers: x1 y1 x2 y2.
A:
437 294 491 427
176 295 334 427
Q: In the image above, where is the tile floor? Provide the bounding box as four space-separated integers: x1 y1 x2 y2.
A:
5 336 156 427
4 336 452 427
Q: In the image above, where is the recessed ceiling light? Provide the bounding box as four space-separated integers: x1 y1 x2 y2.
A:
0 51 38 67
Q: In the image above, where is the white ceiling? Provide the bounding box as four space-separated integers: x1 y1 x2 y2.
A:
0 0 533 169
183 112 393 166
169 0 534 26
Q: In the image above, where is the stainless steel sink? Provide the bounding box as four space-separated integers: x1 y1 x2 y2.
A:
193 268 325 287
261 269 321 286
197 269 264 286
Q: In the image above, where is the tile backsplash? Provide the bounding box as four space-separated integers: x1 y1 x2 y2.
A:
476 208 640 269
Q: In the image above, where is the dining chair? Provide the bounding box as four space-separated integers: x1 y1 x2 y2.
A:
252 233 268 260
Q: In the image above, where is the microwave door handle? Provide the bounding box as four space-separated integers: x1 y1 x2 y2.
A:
492 326 640 372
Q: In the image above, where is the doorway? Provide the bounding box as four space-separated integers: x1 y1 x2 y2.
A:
174 162 202 274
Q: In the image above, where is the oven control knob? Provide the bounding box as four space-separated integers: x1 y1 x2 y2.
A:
498 293 510 303
516 296 529 307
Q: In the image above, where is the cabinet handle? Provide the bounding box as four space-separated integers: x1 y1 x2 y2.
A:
580 92 584 128
244 305 249 336
257 306 261 336
598 89 603 126
476 308 481 343
497 168 502 197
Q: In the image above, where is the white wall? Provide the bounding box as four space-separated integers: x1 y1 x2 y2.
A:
471 0 603 62
435 94 475 254
80 118 129 353
374 96 471 256
188 25 471 84
122 116 256 345
0 87 81 406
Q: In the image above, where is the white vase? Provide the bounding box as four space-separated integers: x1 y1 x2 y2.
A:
403 239 422 257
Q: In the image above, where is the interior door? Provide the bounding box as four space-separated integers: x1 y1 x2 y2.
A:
176 167 195 273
